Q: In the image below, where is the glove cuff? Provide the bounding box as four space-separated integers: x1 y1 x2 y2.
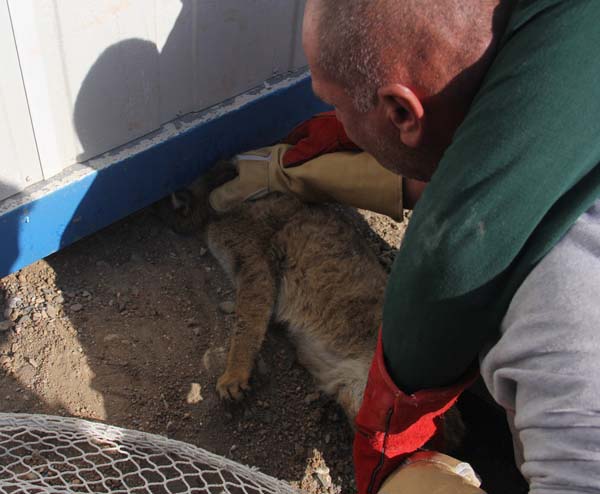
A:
354 329 477 493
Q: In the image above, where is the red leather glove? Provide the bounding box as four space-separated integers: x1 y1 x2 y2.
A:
354 330 476 494
282 111 361 166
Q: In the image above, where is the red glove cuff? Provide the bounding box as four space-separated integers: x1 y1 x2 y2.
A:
353 329 477 494
282 111 360 166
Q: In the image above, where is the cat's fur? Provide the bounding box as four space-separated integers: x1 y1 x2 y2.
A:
159 164 462 441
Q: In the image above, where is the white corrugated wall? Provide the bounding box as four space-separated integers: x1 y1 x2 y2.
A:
0 0 307 201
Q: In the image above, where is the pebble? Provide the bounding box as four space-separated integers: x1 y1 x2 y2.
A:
218 301 235 314
316 472 332 489
17 315 31 326
186 383 203 405
46 305 58 319
0 320 13 331
7 297 22 309
304 392 320 404
70 304 83 313
199 247 208 256
53 294 65 304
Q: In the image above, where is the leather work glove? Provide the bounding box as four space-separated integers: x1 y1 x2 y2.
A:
354 330 477 494
209 112 404 219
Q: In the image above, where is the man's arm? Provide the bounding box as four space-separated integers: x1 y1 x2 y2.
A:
481 199 600 494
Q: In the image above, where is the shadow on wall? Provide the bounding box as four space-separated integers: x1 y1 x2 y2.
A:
1 0 308 428
50 1 308 424
50 0 211 423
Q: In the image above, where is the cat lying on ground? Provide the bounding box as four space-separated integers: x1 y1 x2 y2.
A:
158 163 462 442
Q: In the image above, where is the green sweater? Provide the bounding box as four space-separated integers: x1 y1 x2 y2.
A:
382 0 600 392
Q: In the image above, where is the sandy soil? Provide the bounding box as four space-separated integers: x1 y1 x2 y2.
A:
0 202 527 493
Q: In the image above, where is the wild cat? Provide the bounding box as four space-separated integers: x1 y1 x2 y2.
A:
159 162 462 440
159 162 383 421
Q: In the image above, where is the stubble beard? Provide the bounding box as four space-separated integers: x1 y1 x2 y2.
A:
367 131 438 182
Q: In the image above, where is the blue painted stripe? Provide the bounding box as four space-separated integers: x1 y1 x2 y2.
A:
0 75 328 278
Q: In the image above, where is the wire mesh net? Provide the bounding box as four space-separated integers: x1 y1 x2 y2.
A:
0 413 301 494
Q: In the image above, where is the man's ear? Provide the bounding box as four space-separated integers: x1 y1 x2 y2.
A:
378 84 425 148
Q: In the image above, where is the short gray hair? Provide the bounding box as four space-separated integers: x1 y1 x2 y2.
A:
314 0 497 112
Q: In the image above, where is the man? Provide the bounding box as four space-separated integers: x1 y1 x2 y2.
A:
212 0 600 492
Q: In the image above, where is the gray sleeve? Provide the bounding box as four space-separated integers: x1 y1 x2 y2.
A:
480 200 600 494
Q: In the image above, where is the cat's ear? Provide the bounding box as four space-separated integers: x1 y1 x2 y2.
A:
171 189 195 217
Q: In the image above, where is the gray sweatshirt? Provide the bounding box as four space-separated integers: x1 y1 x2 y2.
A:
481 199 600 493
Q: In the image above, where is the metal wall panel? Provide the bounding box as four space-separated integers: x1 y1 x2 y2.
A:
0 0 43 202
6 0 307 182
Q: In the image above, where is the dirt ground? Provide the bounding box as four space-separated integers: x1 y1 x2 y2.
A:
0 201 527 493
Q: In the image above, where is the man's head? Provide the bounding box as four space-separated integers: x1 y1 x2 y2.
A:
303 0 511 180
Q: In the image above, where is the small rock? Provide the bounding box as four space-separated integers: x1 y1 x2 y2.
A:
32 312 41 322
130 253 143 263
191 326 201 336
53 294 65 304
186 383 203 405
81 290 91 298
17 315 31 326
46 305 58 319
218 301 235 314
199 247 208 256
325 433 331 444
304 392 321 404
0 320 13 331
70 303 83 312
316 473 332 489
6 297 22 309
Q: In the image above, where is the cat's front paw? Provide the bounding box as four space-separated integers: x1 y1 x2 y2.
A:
216 369 250 400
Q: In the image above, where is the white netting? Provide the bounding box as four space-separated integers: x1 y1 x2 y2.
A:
0 413 301 494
